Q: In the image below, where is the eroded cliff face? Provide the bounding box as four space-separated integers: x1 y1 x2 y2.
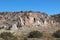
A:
0 12 59 34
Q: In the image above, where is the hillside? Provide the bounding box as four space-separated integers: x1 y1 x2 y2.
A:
0 11 59 32
0 11 60 40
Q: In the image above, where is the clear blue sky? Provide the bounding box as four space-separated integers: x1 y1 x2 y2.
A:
0 0 60 15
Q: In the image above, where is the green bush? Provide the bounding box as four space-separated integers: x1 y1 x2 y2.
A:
0 32 18 40
52 30 60 38
28 31 43 38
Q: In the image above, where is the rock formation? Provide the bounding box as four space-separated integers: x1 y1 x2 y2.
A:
0 12 60 34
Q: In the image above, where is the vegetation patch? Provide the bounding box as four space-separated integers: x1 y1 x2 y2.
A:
28 31 43 38
52 30 60 38
0 32 18 40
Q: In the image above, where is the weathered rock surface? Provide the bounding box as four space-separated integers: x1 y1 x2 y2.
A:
0 12 60 35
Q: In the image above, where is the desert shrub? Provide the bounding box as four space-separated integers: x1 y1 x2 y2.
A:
28 31 43 38
52 30 60 38
0 32 18 40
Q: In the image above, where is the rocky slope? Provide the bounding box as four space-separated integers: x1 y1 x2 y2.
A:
0 12 60 36
51 14 60 23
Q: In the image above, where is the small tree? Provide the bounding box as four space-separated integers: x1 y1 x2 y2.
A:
52 30 60 38
28 31 43 38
